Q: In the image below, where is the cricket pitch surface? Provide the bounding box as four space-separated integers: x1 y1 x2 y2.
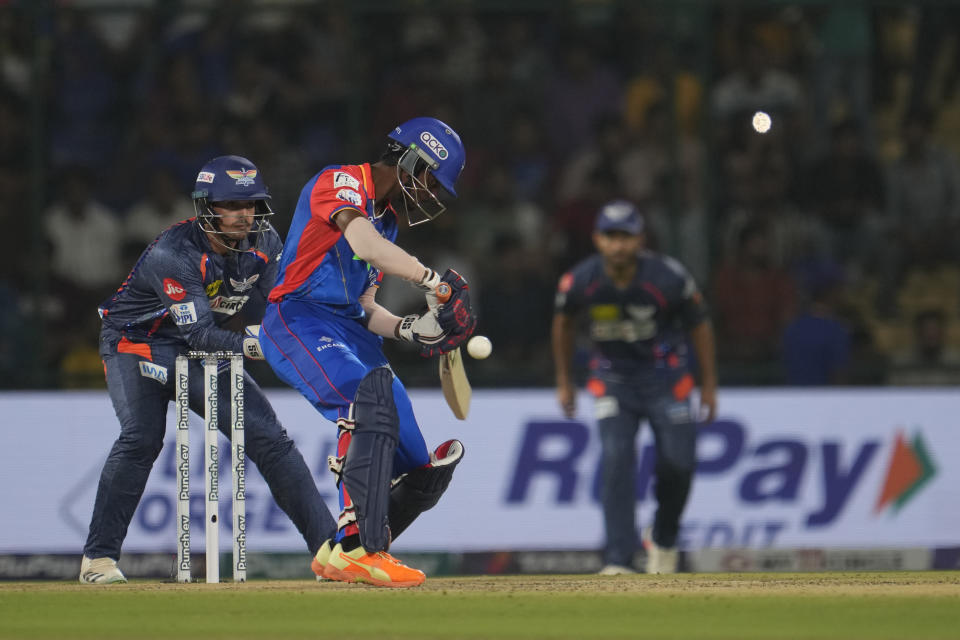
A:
1 572 957 639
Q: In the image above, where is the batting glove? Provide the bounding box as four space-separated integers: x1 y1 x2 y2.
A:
435 269 477 337
396 311 447 353
414 270 478 357
414 268 442 311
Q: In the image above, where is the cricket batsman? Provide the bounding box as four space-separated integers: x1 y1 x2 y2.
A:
260 117 477 588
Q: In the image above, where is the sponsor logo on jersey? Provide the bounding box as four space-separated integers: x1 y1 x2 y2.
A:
170 301 198 325
316 336 347 353
197 171 215 183
626 305 656 321
419 131 449 160
138 361 168 384
333 171 360 190
351 254 372 272
589 304 620 321
226 168 257 186
163 278 187 301
206 279 222 297
210 295 250 315
229 274 260 292
335 188 362 207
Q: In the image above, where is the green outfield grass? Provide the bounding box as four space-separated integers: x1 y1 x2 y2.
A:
1 572 958 639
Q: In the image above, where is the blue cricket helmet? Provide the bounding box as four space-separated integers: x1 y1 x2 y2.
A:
388 117 465 198
191 155 274 252
192 155 271 203
594 200 645 235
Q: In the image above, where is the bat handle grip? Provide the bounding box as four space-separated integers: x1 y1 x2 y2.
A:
436 282 452 303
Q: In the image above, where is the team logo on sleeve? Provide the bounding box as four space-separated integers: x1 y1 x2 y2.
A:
163 278 187 301
226 168 257 186
170 301 198 325
197 171 215 183
336 188 363 206
333 171 360 189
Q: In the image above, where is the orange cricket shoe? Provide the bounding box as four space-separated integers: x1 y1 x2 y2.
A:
322 542 425 588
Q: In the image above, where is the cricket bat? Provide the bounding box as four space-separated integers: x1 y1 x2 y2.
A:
436 281 471 419
439 347 471 419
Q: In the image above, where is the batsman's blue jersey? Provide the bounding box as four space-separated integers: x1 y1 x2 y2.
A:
268 163 393 316
260 162 429 472
554 251 708 381
99 219 282 353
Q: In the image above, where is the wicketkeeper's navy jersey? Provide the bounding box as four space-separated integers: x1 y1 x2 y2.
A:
98 218 283 353
554 251 709 377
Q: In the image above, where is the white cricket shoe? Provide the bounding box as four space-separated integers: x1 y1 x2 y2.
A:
643 528 678 574
598 564 636 576
79 556 127 584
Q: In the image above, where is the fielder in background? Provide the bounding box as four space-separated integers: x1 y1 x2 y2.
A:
80 156 337 584
552 200 717 575
260 117 476 588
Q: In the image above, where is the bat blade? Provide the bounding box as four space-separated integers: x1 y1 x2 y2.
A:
439 347 471 420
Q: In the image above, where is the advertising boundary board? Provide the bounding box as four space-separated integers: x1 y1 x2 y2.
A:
1 388 958 556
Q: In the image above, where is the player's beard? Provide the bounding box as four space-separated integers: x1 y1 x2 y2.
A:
204 220 251 252
220 225 251 243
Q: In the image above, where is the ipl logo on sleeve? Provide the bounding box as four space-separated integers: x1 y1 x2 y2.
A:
170 301 198 325
336 188 362 206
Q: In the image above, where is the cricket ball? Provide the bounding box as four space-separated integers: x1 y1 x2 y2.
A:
466 335 493 360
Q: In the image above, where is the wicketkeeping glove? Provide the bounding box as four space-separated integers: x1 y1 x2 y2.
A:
243 325 265 360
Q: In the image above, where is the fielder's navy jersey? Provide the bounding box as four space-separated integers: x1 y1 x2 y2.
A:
555 251 708 376
99 218 282 353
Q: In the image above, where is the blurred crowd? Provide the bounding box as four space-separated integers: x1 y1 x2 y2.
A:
4 1 960 389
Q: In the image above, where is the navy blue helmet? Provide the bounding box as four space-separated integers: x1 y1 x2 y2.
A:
191 155 274 251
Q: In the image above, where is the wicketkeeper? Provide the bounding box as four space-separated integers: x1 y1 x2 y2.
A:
81 156 337 584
